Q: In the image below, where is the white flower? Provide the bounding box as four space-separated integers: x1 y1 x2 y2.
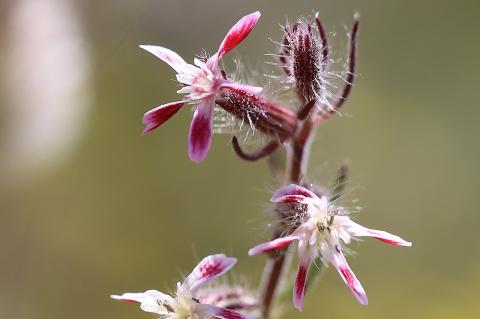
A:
139 12 262 162
112 254 246 319
249 184 412 310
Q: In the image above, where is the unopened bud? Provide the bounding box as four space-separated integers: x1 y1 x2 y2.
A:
196 285 260 318
281 16 331 104
216 88 297 141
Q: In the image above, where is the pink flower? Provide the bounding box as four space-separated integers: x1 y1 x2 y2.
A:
111 254 246 319
248 184 412 310
140 12 262 162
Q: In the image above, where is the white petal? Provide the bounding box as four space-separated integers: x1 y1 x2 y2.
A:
176 73 196 85
183 254 237 291
177 86 194 94
293 242 314 311
193 58 212 75
111 290 175 315
139 45 188 74
329 249 368 305
346 219 412 247
248 235 300 255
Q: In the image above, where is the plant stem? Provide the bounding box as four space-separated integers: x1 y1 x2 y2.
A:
259 117 316 318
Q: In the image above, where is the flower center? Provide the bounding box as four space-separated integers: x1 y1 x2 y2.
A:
191 73 215 94
174 287 197 319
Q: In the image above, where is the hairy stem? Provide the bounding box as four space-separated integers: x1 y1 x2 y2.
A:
259 117 316 318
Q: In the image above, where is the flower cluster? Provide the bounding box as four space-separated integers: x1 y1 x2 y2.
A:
113 9 412 319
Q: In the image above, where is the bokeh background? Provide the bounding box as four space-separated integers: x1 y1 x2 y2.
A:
0 0 479 318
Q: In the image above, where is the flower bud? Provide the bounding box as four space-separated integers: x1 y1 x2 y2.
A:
216 87 297 141
196 285 260 319
282 19 327 102
273 183 326 229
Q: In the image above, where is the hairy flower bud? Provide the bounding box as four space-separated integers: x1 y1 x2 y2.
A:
282 17 328 102
216 88 297 141
196 285 260 318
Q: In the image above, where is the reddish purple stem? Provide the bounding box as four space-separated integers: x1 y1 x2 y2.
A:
315 15 329 67
231 136 280 161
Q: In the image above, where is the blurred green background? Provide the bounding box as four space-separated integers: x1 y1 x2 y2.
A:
0 0 479 318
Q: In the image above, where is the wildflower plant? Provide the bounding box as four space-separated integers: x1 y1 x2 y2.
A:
112 10 412 319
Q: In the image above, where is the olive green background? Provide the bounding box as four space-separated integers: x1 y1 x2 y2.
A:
1 0 479 318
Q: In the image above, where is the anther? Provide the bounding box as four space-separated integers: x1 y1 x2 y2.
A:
317 222 325 231
328 216 334 226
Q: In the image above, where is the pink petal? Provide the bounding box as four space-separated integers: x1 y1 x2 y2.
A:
195 304 246 319
188 98 214 162
142 101 185 135
220 82 263 95
330 250 368 305
347 220 412 247
248 235 299 256
293 249 313 310
183 254 237 291
271 184 317 204
211 11 261 65
139 45 188 74
111 290 175 315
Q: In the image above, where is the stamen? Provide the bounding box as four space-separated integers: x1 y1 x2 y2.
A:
220 69 228 80
317 222 325 231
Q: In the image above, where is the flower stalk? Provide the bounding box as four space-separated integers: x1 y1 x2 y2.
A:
257 14 361 317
